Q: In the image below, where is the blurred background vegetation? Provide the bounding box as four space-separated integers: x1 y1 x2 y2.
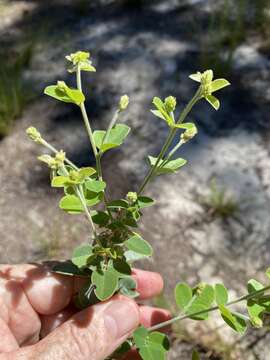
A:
1 0 270 359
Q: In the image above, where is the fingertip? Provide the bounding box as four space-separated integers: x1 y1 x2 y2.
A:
132 269 164 300
139 305 171 332
22 267 73 315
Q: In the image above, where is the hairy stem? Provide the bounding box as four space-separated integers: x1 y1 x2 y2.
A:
138 88 201 195
147 284 270 332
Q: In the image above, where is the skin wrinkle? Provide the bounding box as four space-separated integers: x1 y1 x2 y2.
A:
0 265 166 360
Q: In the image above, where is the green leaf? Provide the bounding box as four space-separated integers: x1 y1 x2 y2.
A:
119 277 139 298
133 327 169 360
91 210 110 226
211 79 230 93
44 85 71 103
59 195 83 213
124 234 153 256
51 176 69 187
112 258 132 276
78 167 96 179
124 250 148 262
174 283 193 311
219 305 247 334
266 268 270 279
93 124 130 153
137 196 155 209
192 350 200 360
206 95 220 110
148 156 187 174
85 179 106 193
84 191 103 207
247 279 264 294
247 299 265 327
44 83 85 106
91 267 119 300
107 199 129 209
72 244 93 267
189 73 202 82
215 284 228 306
188 285 215 320
52 261 87 276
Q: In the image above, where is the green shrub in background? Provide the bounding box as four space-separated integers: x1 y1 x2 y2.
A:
0 45 33 137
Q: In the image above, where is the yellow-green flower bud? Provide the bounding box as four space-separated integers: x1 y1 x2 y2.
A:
127 191 138 203
26 127 42 143
55 150 65 162
69 170 79 181
164 96 177 113
66 51 90 65
65 51 96 73
181 124 198 143
38 154 56 168
119 95 129 111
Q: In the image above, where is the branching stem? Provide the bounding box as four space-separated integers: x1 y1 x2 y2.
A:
138 88 201 195
148 285 270 332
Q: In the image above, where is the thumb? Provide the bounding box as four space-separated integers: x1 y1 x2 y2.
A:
13 296 140 360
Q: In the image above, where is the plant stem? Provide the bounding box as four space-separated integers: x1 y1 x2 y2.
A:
76 67 99 161
101 109 120 150
76 67 113 218
138 88 201 195
41 139 78 169
147 284 270 332
77 184 97 238
159 139 184 168
61 165 96 236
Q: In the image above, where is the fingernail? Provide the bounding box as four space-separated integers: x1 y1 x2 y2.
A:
104 300 139 338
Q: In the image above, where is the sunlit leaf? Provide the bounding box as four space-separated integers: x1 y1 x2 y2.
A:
124 234 153 256
72 244 93 267
206 95 220 110
219 305 247 334
215 284 228 306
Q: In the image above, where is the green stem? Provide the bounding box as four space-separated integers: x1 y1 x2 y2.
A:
159 139 184 168
76 67 113 219
61 165 96 236
41 139 78 169
138 88 201 195
76 67 99 161
148 285 270 332
77 184 97 238
101 109 120 150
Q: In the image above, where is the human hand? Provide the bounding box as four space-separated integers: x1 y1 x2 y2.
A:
0 264 170 360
